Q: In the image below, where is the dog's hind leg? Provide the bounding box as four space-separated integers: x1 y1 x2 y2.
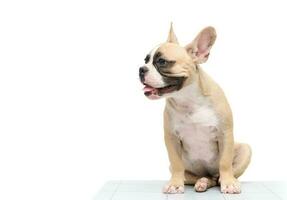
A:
194 177 217 192
233 143 252 178
184 170 217 192
184 170 199 185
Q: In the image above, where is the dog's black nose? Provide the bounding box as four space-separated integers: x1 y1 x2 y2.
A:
139 66 148 82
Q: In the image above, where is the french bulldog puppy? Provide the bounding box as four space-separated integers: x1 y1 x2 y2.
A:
139 24 251 194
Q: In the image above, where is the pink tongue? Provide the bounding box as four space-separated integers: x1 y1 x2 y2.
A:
143 85 156 93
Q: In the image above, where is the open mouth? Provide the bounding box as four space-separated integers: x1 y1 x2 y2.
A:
143 83 178 97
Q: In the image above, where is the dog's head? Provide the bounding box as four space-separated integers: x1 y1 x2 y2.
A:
139 24 216 99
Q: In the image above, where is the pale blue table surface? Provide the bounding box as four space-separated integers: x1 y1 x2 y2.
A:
95 180 287 200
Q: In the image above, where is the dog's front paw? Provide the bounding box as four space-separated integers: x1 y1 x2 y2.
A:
220 177 241 194
163 180 184 194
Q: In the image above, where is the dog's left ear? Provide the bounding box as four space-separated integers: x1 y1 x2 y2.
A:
167 23 179 44
185 27 216 64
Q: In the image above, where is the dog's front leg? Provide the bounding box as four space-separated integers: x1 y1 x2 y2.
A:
219 128 241 194
163 123 185 194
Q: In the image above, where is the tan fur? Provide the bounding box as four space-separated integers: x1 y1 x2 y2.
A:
158 25 252 194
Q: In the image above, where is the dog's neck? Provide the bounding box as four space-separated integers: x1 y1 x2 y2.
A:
167 79 209 112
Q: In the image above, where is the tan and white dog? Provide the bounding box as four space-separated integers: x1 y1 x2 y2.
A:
139 24 251 194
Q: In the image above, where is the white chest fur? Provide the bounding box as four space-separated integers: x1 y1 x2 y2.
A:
166 83 220 176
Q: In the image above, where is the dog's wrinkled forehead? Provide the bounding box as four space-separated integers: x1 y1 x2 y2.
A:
158 43 189 60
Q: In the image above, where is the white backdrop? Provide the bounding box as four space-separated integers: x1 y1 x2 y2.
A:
1 0 287 200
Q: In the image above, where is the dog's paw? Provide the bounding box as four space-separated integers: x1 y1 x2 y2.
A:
220 177 241 194
194 177 209 192
163 181 184 194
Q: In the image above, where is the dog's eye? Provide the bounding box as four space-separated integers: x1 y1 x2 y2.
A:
144 55 150 64
157 58 167 67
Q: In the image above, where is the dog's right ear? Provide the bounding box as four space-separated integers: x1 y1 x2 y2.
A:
167 23 179 44
185 27 216 64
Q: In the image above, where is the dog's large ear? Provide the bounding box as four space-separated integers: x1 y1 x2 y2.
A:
167 23 179 44
185 27 216 64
